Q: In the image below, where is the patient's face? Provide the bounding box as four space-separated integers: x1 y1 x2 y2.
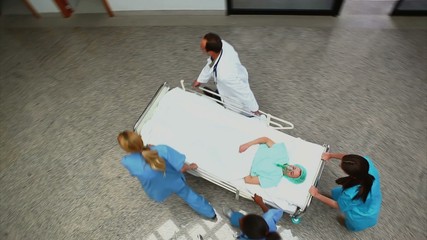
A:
284 165 301 178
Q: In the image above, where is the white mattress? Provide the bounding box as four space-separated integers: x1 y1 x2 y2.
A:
139 88 324 212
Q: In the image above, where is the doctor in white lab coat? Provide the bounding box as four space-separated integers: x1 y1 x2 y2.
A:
193 33 260 115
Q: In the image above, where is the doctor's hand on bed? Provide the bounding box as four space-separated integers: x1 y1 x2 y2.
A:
181 163 198 173
192 80 201 88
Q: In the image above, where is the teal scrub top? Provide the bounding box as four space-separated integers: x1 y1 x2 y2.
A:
121 145 187 202
332 156 382 231
250 143 288 188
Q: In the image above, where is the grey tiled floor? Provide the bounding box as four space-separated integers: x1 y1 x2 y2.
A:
0 14 426 240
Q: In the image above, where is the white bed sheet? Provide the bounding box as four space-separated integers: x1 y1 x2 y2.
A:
139 88 324 211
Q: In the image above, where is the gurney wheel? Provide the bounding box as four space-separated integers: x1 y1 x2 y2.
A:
291 217 301 224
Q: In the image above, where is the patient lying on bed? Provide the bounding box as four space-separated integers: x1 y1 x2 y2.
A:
239 137 307 188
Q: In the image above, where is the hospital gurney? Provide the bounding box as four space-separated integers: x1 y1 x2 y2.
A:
134 81 328 223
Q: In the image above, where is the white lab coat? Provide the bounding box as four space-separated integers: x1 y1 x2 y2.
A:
197 40 259 112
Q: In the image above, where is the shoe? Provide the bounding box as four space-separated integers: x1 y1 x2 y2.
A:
222 207 233 219
204 214 217 223
336 215 346 227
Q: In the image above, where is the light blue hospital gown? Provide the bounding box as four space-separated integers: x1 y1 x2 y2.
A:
121 145 215 218
332 156 382 231
250 143 288 188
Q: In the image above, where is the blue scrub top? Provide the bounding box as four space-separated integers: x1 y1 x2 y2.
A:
332 156 382 231
237 209 284 240
121 145 187 202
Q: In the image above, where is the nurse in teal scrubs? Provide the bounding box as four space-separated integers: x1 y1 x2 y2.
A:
309 153 382 231
117 131 216 220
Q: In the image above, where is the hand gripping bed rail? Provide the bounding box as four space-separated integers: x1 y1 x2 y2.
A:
180 80 294 130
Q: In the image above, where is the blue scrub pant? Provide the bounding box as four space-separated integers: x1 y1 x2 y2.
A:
230 211 245 228
176 185 216 219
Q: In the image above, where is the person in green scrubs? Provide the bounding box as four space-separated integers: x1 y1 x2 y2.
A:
239 137 307 188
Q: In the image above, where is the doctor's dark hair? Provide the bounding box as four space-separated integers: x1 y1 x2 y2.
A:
203 32 222 53
336 155 375 203
117 131 166 172
240 214 282 240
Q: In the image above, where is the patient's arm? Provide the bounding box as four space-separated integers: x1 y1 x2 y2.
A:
239 137 275 153
244 175 260 185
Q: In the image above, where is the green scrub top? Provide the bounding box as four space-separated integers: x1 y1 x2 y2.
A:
250 143 288 188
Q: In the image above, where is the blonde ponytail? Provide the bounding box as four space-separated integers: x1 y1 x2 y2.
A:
118 131 166 172
141 146 166 172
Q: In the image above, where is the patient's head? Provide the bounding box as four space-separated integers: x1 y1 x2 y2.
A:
283 164 301 178
283 164 307 184
117 130 144 153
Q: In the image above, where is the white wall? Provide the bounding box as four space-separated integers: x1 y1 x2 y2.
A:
28 0 59 13
25 0 226 14
109 0 226 11
2 0 32 14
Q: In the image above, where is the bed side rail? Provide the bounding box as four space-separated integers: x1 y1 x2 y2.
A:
134 82 170 133
190 169 292 212
292 144 330 218
180 80 294 130
188 168 253 200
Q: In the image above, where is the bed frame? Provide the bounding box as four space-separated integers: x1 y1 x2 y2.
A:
134 81 328 223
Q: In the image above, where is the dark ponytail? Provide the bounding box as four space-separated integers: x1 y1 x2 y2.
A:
266 232 282 240
336 155 375 202
240 214 282 240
